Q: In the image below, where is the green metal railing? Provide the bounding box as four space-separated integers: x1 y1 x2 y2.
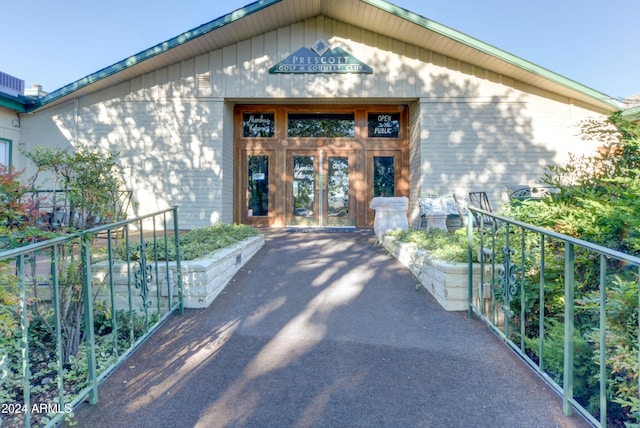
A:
0 207 183 428
467 207 640 427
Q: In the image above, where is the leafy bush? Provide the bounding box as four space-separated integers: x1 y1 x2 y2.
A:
390 113 640 426
113 223 261 262
384 227 472 263
506 113 640 425
509 112 640 255
23 145 126 230
0 165 35 228
165 223 260 261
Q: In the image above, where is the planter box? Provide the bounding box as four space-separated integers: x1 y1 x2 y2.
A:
381 236 481 311
92 234 264 310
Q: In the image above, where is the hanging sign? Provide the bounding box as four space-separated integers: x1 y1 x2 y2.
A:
269 39 373 74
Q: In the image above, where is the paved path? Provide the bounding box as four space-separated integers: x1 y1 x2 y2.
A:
70 229 589 428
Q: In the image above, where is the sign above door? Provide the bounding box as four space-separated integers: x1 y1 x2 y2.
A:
269 39 373 74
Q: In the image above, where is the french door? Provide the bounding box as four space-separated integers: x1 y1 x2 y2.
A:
287 149 354 227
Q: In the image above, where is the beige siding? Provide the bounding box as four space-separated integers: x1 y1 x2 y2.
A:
221 102 234 223
418 96 601 210
408 101 422 227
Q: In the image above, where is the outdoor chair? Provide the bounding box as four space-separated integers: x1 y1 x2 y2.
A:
509 186 554 202
468 191 497 231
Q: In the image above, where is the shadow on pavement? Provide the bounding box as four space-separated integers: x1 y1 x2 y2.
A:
69 229 588 428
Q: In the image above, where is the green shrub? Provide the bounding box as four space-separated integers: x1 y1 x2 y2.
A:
384 227 472 263
115 223 260 261
507 113 640 425
23 145 126 230
387 114 640 426
524 319 602 415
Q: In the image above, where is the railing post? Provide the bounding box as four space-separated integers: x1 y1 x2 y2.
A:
135 218 151 328
538 234 546 373
18 254 31 427
599 255 607 427
467 209 474 318
82 233 98 405
637 266 640 428
520 228 526 352
173 206 184 315
563 242 575 416
107 230 119 359
51 245 66 411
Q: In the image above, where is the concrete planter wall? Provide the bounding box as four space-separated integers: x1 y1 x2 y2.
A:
381 236 481 311
92 234 264 310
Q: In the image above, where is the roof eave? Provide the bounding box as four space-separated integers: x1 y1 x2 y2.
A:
31 0 282 111
0 93 34 113
621 106 640 123
363 0 623 111
27 0 623 114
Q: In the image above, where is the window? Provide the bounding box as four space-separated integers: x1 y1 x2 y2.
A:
368 113 400 138
288 113 355 138
0 139 11 167
373 156 395 197
247 155 269 216
243 113 275 138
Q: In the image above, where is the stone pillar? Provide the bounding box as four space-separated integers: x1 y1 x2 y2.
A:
424 211 448 231
369 196 409 240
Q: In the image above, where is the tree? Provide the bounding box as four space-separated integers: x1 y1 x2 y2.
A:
23 145 126 229
511 112 640 254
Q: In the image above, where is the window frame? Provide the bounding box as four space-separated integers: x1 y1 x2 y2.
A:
0 138 12 167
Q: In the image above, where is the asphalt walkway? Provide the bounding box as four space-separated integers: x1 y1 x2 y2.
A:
70 229 589 428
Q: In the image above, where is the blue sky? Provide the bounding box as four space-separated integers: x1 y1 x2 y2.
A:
3 0 638 100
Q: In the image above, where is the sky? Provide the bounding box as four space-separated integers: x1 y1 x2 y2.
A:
2 0 639 100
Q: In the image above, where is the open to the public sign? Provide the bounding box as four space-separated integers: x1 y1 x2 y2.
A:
368 113 400 138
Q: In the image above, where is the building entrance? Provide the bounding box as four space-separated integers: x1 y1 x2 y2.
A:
287 149 355 227
235 105 408 228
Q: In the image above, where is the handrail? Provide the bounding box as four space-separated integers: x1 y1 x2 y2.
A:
467 206 640 427
0 206 183 428
20 188 133 230
468 207 640 264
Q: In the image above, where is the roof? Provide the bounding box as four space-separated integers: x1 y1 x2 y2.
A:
0 92 38 113
30 0 624 113
622 106 640 123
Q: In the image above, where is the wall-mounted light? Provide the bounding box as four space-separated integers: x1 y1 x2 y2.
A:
12 118 20 128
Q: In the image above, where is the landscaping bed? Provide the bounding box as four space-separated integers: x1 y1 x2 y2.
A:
93 233 264 309
380 234 480 311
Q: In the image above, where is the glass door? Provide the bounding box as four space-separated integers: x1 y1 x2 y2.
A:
241 151 274 226
325 154 352 227
287 150 354 227
289 152 318 226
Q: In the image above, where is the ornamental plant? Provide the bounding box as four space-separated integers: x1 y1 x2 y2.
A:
389 113 640 425
507 113 640 424
23 144 126 230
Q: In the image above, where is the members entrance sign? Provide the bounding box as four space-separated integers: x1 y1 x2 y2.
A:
269 39 373 74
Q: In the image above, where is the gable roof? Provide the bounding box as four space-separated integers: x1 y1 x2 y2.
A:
30 0 623 113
